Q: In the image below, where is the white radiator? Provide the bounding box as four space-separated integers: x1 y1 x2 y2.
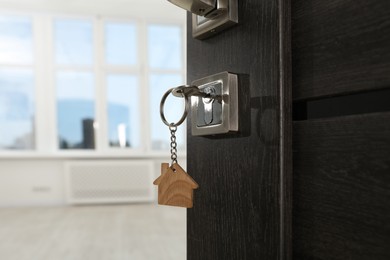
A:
64 160 155 204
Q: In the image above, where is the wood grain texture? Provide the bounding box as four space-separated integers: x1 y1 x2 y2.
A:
293 112 390 259
154 163 198 208
292 0 390 100
186 0 292 259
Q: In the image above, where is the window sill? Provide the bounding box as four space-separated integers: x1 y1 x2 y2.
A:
0 151 187 160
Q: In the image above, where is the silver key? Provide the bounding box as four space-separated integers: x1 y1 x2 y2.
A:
202 97 214 125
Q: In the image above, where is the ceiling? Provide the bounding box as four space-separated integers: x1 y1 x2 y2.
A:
0 0 186 21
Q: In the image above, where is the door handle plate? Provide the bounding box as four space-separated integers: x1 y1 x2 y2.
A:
192 0 238 39
167 0 238 39
168 0 216 16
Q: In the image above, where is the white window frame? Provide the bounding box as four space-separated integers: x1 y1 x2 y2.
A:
0 10 186 158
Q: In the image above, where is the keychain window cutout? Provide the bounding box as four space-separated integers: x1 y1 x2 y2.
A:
153 163 199 208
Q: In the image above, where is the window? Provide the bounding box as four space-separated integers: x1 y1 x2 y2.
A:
106 74 139 148
0 14 185 156
148 25 182 70
54 19 93 65
56 71 95 149
105 22 137 66
149 73 184 150
0 16 33 64
54 18 95 150
148 25 185 151
0 16 35 150
104 21 140 149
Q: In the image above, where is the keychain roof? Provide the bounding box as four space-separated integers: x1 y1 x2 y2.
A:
153 163 199 208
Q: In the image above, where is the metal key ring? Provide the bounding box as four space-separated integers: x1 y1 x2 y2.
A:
160 86 190 127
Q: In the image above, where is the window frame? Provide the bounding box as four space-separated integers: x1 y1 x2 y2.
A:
0 11 186 158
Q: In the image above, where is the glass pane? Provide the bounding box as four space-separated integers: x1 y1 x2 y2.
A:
150 74 185 150
105 22 137 65
56 71 95 149
54 19 93 65
148 25 182 70
0 16 33 64
107 74 139 148
0 69 35 149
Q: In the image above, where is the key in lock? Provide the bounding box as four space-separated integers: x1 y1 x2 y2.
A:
191 72 238 136
196 83 222 127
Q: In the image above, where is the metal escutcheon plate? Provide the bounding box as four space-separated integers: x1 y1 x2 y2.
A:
191 71 238 136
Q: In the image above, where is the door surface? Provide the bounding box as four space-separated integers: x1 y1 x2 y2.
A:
186 0 390 259
186 0 292 259
292 0 390 259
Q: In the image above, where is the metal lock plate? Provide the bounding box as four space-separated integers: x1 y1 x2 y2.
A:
191 72 238 136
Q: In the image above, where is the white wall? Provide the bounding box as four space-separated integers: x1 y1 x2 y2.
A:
0 159 186 207
0 160 65 207
0 0 187 208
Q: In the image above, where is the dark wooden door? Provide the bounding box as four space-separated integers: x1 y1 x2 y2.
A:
292 0 390 259
186 0 292 259
186 0 390 259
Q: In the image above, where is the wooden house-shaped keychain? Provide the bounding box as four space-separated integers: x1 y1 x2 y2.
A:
153 163 199 208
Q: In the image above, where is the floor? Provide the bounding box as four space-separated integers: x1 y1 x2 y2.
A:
0 204 186 260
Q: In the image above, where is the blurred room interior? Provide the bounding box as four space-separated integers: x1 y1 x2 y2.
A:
0 0 187 259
